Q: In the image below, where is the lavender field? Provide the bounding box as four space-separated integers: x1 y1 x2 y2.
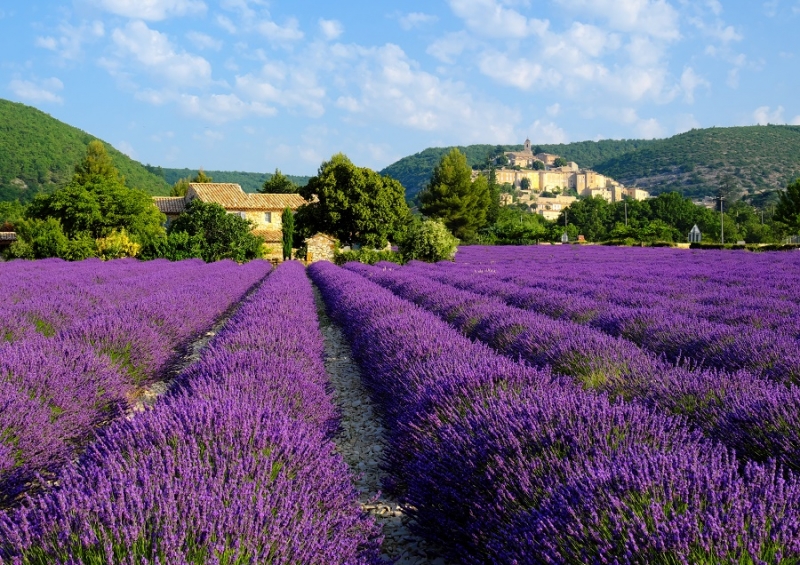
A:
2 248 800 564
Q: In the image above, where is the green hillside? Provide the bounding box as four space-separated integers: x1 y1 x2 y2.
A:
148 167 310 193
594 125 800 199
0 99 170 202
381 126 800 203
381 140 655 200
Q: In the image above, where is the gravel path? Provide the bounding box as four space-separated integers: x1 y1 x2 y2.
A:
314 288 453 565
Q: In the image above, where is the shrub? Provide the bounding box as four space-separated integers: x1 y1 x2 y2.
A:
399 218 459 263
334 248 402 266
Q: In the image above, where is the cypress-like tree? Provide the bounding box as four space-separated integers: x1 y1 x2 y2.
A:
281 206 294 260
419 148 490 242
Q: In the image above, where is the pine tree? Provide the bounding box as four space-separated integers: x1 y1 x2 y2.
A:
281 206 294 260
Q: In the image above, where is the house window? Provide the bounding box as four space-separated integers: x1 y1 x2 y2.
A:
264 212 272 223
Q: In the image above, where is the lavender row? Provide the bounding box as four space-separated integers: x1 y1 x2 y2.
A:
310 261 800 564
0 259 270 504
454 246 800 335
405 257 800 385
347 261 800 472
0 261 380 564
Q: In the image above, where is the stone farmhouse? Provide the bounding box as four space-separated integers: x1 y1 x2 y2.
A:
153 183 306 245
490 139 649 220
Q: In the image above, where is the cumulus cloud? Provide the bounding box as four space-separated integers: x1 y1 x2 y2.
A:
35 21 105 61
332 43 518 143
753 105 785 125
258 17 304 45
427 31 470 64
396 12 438 30
546 103 561 117
447 0 549 38
319 19 343 40
9 77 64 104
178 93 277 123
528 119 568 144
186 31 223 51
555 0 680 40
88 0 206 21
236 66 326 118
680 67 710 103
117 140 137 158
110 21 212 87
477 52 550 90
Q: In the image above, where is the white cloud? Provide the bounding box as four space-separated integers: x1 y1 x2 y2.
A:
753 105 785 125
110 21 212 87
35 21 105 61
447 0 549 38
555 0 680 40
397 12 438 30
546 103 561 117
727 68 740 89
216 15 238 34
332 43 518 143
680 67 710 103
117 140 137 158
528 119 568 144
258 17 304 45
675 113 701 133
319 19 343 40
88 0 206 21
236 66 326 118
427 31 470 64
792 116 800 125
477 52 549 90
9 77 64 104
636 117 664 138
186 31 222 51
179 93 277 123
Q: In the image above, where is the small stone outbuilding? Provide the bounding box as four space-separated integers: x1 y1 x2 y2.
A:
305 233 337 263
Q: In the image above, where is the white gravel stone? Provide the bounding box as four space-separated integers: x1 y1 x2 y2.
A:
314 287 455 565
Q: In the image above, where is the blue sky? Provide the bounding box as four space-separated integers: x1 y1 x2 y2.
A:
1 0 799 177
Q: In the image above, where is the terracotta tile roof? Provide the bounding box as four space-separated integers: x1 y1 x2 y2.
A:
252 229 284 243
0 232 17 242
188 183 305 211
153 197 186 215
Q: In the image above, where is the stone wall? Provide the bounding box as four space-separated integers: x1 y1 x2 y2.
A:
306 234 337 263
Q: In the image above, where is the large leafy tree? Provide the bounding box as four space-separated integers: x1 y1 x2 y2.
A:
775 178 800 234
27 140 165 249
165 200 263 262
419 148 490 242
298 153 410 247
557 196 612 241
261 169 300 194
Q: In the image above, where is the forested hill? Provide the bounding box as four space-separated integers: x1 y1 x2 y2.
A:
147 167 310 193
0 99 170 202
380 139 655 200
381 126 800 202
593 126 800 200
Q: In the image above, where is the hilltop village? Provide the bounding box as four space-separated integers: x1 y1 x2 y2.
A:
485 139 650 220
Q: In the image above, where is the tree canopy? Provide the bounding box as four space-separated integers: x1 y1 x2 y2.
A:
297 153 410 248
26 140 165 249
419 148 490 242
775 178 800 234
261 169 300 194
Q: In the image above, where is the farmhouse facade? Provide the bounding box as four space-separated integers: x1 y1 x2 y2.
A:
153 183 306 243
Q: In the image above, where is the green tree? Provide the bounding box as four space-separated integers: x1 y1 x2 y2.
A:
170 177 191 197
419 149 490 242
531 160 545 170
775 178 800 234
298 153 410 248
557 196 612 241
0 201 25 226
167 200 263 262
193 169 213 183
27 141 166 250
489 206 548 244
281 206 294 260
553 157 568 168
7 217 69 259
261 169 300 194
399 218 459 262
486 167 501 225
520 178 531 191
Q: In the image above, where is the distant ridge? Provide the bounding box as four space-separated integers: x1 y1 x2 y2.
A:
380 126 800 203
0 99 171 202
146 167 310 194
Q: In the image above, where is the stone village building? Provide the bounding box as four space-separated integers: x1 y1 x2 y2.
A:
153 183 306 257
487 139 650 220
